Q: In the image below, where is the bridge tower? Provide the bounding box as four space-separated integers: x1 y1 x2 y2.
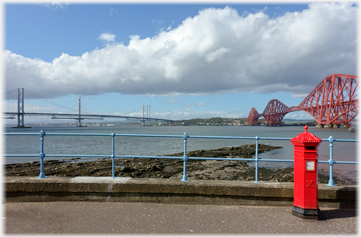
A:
262 99 290 126
12 88 30 128
77 97 83 127
247 108 260 126
141 104 151 126
17 88 24 128
142 102 145 126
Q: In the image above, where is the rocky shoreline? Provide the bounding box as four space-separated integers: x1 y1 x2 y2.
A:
5 144 356 185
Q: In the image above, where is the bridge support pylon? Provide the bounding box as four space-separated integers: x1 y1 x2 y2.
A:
315 124 323 128
12 88 31 128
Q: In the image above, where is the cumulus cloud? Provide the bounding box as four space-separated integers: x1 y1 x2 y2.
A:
97 33 116 42
5 2 357 99
168 99 178 103
205 47 230 63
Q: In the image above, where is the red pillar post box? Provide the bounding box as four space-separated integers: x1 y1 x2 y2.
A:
291 125 322 220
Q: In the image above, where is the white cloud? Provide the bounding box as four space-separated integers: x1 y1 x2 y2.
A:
145 109 243 120
196 102 205 107
168 99 178 103
111 108 242 120
152 19 165 32
152 19 164 26
42 3 68 10
97 33 116 42
5 3 357 99
284 111 313 120
109 8 118 16
205 47 230 63
184 103 191 107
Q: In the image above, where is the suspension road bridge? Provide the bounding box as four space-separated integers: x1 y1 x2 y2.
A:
248 74 358 128
3 89 177 128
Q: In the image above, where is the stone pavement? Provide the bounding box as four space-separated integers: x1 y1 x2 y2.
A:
4 202 357 235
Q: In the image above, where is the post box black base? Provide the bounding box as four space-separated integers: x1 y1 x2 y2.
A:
292 206 319 220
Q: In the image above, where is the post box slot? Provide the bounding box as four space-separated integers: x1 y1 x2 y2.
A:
305 146 315 150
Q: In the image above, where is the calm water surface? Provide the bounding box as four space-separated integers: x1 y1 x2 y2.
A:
4 125 358 180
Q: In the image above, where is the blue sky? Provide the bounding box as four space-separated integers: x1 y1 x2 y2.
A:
3 2 358 124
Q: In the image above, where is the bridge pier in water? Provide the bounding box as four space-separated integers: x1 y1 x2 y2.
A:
315 123 351 129
323 124 332 128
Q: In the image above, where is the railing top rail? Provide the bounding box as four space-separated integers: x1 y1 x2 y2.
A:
115 134 184 138
329 139 358 142
4 133 39 135
47 133 112 136
3 131 358 142
189 135 259 139
258 137 292 140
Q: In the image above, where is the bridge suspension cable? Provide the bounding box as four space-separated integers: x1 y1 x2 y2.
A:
23 89 78 114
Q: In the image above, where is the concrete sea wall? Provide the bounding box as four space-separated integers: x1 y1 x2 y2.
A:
4 177 356 209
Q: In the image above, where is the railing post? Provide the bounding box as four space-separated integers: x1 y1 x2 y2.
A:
327 136 336 186
111 133 115 179
181 132 189 182
254 136 259 183
38 130 46 179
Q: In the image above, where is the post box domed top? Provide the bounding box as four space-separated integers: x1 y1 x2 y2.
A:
291 125 322 146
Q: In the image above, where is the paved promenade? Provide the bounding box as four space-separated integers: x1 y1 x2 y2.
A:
4 202 357 234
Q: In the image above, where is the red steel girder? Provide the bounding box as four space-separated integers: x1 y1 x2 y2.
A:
262 99 291 126
297 74 358 124
247 108 260 126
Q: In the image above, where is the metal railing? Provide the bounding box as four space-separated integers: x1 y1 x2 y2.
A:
4 130 358 186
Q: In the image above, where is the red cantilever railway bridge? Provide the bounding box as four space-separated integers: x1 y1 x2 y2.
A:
247 74 358 128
